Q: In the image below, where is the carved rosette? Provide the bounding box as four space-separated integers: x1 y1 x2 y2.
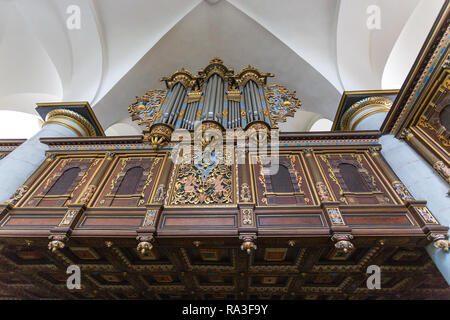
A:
145 123 174 149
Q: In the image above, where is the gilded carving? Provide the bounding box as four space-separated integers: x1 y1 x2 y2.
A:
59 209 77 226
433 160 450 183
241 208 253 225
415 207 438 224
6 186 28 205
392 181 413 201
170 157 233 205
240 183 251 202
128 89 168 127
316 182 331 202
264 84 301 125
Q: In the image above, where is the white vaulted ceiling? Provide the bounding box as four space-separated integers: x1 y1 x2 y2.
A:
0 0 445 136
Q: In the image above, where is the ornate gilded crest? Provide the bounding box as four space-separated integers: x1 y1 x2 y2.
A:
264 84 301 125
128 89 168 127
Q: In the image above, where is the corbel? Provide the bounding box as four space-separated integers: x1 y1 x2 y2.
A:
427 232 450 252
136 235 155 256
48 204 86 252
239 233 257 254
330 233 355 254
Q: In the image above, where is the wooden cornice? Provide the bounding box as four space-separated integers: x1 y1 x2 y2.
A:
40 135 143 146
0 139 26 147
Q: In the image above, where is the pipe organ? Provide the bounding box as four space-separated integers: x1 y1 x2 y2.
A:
129 58 300 148
0 58 448 300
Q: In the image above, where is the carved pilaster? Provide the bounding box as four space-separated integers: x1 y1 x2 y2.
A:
401 128 450 184
302 148 333 202
75 152 116 205
368 146 415 202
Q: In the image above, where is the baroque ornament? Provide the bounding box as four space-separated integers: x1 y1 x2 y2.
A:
415 207 438 224
392 181 413 201
128 89 168 127
6 186 28 206
170 152 233 205
241 208 253 225
264 84 301 126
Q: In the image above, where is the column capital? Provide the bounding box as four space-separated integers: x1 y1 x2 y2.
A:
340 96 392 131
36 102 105 137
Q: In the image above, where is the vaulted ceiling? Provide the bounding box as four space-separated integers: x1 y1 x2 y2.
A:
0 0 445 135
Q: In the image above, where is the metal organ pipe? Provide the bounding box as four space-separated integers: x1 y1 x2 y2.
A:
202 77 213 120
161 84 180 123
216 78 224 121
249 82 259 121
244 84 253 123
168 84 186 125
164 83 184 124
209 75 218 120
251 81 264 121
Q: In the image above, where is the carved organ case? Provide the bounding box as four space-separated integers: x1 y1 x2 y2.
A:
0 58 448 300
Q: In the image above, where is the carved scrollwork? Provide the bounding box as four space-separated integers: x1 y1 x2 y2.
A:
392 181 414 201
128 89 168 127
427 233 450 252
6 186 28 206
264 84 301 125
170 160 233 205
433 161 450 184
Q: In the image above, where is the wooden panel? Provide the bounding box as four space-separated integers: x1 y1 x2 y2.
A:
161 215 237 229
257 215 324 228
343 214 413 227
1 215 62 229
78 215 143 229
